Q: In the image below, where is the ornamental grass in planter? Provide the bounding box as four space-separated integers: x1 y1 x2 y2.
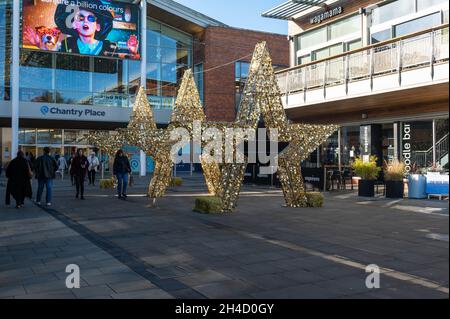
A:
352 156 381 197
384 160 405 199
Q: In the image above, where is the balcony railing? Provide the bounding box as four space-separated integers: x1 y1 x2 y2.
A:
276 24 449 98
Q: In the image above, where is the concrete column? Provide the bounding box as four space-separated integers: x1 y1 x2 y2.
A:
11 0 20 158
139 0 147 177
432 119 437 165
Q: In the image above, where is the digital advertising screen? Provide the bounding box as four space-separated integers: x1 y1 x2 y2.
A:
22 0 141 60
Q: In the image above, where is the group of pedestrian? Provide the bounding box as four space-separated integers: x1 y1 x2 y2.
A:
4 147 132 208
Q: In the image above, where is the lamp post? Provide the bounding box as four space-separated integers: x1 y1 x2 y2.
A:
139 0 147 177
11 0 20 158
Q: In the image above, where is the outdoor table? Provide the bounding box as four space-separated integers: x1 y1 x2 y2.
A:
323 165 352 191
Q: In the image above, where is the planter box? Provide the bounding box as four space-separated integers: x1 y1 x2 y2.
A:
358 179 375 197
385 180 404 198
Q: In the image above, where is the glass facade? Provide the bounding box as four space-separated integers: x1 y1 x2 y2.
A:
371 0 447 43
146 19 193 110
1 11 193 110
0 0 11 101
302 119 449 172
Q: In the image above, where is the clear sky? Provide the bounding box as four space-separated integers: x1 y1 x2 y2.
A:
174 0 288 35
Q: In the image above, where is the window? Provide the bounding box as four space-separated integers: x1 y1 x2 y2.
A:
55 54 91 105
235 61 250 112
394 12 442 36
371 29 392 44
146 18 193 109
20 51 53 103
417 0 448 11
372 0 416 25
194 63 204 105
297 27 327 51
295 14 361 65
329 15 360 40
347 39 362 51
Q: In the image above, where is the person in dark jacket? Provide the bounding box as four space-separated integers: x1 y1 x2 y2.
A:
34 147 58 206
5 151 32 208
70 149 89 200
113 150 131 200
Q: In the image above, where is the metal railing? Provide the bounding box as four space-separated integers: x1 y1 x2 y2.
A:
276 24 449 98
412 133 449 168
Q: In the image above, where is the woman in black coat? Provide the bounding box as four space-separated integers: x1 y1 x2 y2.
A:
6 151 32 208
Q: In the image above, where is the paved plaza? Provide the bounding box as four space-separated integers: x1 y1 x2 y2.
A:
0 174 448 299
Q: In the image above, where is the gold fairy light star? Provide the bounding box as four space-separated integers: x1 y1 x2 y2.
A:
88 42 338 212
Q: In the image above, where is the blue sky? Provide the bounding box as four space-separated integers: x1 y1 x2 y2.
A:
174 0 288 35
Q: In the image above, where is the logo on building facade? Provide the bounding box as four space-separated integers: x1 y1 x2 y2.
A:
39 105 106 118
310 6 343 24
402 123 412 174
40 105 49 115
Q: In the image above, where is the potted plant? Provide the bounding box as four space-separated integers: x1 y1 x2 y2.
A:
352 156 381 197
384 160 405 198
408 162 427 199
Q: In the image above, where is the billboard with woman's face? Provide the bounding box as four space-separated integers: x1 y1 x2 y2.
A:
22 0 141 60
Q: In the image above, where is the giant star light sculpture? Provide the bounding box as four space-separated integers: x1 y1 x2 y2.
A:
88 41 338 212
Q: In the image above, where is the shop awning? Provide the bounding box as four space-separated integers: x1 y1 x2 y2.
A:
262 0 329 20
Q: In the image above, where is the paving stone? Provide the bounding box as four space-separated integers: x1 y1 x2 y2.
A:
111 289 174 299
107 280 156 294
71 285 115 299
193 280 259 299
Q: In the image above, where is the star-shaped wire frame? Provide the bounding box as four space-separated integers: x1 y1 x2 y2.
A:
88 41 338 212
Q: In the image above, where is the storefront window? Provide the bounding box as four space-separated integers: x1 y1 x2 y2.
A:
36 129 62 145
19 129 36 145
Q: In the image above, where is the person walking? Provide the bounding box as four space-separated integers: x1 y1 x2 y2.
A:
5 151 33 208
87 152 100 186
68 152 76 186
70 149 89 200
34 147 58 206
113 150 131 200
57 155 68 180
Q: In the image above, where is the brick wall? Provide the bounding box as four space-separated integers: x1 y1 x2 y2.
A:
200 27 289 122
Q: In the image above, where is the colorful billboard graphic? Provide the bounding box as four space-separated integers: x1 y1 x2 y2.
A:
22 0 141 60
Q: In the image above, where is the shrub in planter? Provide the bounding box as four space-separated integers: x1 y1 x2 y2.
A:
305 192 324 207
169 177 183 187
352 156 381 197
193 197 223 214
384 160 405 198
99 178 115 189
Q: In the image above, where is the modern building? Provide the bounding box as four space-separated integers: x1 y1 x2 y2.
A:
263 0 449 176
0 0 288 172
